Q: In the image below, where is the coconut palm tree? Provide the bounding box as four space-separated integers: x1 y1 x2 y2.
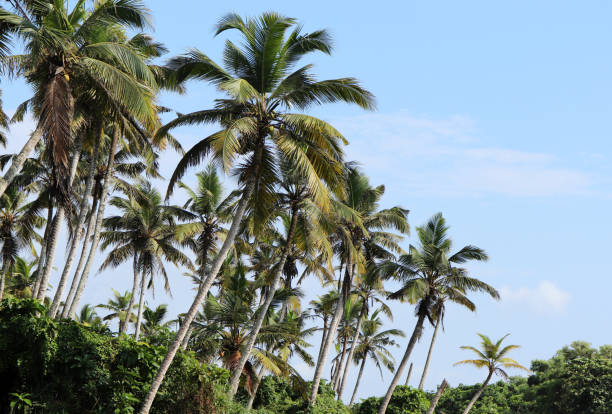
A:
142 304 170 337
349 310 404 407
455 334 528 414
310 166 409 406
140 12 374 412
5 256 37 298
99 183 193 338
310 290 339 358
376 213 499 414
0 0 158 199
97 289 136 330
228 160 334 397
76 304 106 328
0 185 42 300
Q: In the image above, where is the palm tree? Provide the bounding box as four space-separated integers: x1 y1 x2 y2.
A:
228 160 334 397
310 290 339 358
99 183 193 338
455 334 528 414
0 0 158 199
0 185 42 300
349 310 404 407
377 213 499 414
5 256 37 298
336 262 394 400
310 166 409 406
97 289 136 330
140 13 374 412
142 304 169 337
76 304 105 328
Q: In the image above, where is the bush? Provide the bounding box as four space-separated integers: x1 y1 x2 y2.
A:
352 386 429 414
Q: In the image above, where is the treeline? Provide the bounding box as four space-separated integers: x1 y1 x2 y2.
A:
1 298 610 413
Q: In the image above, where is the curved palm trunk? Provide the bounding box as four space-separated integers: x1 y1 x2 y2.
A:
121 269 139 335
308 262 353 406
338 305 366 399
66 128 119 317
228 207 298 397
377 313 427 414
60 201 96 318
180 325 194 350
426 379 448 414
333 338 348 392
0 128 43 199
246 365 266 411
138 167 259 414
37 138 83 302
349 354 367 407
134 273 146 340
50 137 100 317
462 371 493 414
418 314 441 390
404 362 413 386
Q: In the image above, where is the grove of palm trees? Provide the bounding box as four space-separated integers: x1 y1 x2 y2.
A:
0 2 610 414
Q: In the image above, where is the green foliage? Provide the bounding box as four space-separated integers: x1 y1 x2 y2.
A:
352 386 429 414
437 341 612 414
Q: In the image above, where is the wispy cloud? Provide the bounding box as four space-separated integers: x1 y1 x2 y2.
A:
500 281 571 314
332 111 595 197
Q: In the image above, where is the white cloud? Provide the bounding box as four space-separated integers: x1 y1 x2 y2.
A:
500 281 571 314
330 111 595 197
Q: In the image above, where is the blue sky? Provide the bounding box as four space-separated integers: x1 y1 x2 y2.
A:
2 0 612 403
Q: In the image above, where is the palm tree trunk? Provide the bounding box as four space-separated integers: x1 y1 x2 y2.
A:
462 371 493 414
308 262 353 406
228 206 299 397
0 261 8 301
37 138 83 302
134 272 146 340
246 365 266 411
66 127 119 318
32 204 53 298
418 314 441 390
180 325 194 350
338 304 366 399
404 362 413 386
138 159 260 414
0 127 43 199
121 268 139 335
426 379 448 414
349 354 367 407
333 338 348 393
319 318 328 356
50 136 100 317
377 312 427 414
60 200 96 318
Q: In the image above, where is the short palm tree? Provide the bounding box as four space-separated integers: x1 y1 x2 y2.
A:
6 257 37 298
77 304 105 328
142 304 170 337
100 183 193 338
377 213 499 414
141 13 373 412
455 333 529 414
97 289 136 330
349 310 404 406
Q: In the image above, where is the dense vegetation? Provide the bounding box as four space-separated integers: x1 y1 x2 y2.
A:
0 1 609 413
1 299 610 413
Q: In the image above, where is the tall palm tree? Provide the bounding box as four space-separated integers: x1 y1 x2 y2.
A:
455 334 528 414
99 183 193 338
309 166 409 406
0 185 42 300
349 310 404 407
0 0 158 199
377 213 499 414
310 290 339 358
228 160 333 397
140 13 373 413
337 262 393 400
